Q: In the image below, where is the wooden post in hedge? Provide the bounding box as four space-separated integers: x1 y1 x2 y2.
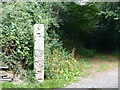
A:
34 24 44 82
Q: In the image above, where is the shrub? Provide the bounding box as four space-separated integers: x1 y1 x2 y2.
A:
79 47 96 57
0 2 81 81
0 2 59 80
45 48 81 79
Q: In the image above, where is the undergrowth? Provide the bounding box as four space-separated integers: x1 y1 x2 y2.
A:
0 78 76 88
0 2 86 83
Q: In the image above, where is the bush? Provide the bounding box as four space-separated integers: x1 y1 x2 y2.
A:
79 47 96 57
44 30 81 79
45 48 81 79
0 2 81 81
0 2 59 80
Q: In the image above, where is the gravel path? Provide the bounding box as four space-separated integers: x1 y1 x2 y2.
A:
65 68 118 88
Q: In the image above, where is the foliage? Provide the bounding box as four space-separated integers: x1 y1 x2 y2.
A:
0 2 82 81
85 2 120 51
78 48 96 57
60 3 99 33
112 50 120 58
45 48 81 79
0 2 60 80
0 2 119 83
56 2 99 57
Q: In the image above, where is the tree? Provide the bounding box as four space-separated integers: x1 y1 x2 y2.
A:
85 2 120 51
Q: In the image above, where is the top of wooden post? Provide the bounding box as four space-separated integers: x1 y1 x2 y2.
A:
34 24 44 27
34 24 44 37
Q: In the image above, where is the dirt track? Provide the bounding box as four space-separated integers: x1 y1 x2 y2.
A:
65 68 118 88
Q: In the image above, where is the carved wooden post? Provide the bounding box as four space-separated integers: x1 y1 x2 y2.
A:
34 24 44 82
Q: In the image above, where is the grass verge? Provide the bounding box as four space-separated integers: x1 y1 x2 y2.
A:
0 77 80 88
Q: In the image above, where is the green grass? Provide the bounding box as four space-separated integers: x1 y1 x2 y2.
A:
0 76 82 88
0 79 72 88
98 54 109 60
97 63 109 72
77 58 92 70
107 59 114 62
112 52 120 58
77 58 93 76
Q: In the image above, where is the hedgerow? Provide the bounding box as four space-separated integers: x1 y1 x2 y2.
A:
0 2 81 81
